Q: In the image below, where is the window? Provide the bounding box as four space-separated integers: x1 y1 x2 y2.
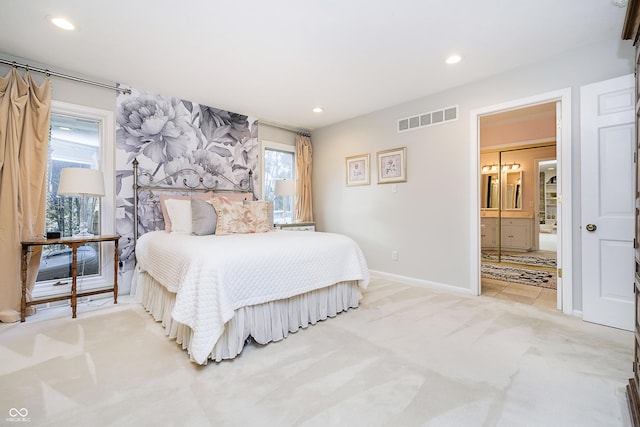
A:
34 101 115 299
262 141 295 224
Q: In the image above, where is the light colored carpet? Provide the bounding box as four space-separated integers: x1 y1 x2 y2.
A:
0 278 632 426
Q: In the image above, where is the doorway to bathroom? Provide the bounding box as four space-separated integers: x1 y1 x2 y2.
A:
471 88 573 315
479 143 557 309
478 101 558 309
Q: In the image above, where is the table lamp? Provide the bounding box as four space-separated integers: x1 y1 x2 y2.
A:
275 179 295 224
57 167 105 237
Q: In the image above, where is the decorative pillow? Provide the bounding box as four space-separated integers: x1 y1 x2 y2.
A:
164 198 192 234
191 198 217 236
245 200 272 231
159 194 202 232
160 192 250 231
244 199 274 229
211 192 250 203
267 201 274 229
212 197 271 235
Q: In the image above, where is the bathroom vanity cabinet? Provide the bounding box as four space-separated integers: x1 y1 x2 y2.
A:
480 217 498 248
501 218 532 251
480 216 533 252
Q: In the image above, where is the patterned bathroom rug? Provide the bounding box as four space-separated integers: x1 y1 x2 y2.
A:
481 262 556 289
481 251 557 268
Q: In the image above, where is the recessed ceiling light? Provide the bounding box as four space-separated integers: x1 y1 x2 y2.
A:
312 107 324 113
49 16 75 31
446 55 462 65
58 126 72 131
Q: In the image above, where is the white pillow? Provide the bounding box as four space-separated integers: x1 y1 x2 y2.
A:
164 198 192 234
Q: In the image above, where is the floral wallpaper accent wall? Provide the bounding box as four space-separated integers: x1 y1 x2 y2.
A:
115 87 259 273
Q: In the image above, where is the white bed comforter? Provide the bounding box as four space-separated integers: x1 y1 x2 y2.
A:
135 230 369 364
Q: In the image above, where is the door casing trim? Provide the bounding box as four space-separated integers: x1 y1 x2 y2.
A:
469 88 572 314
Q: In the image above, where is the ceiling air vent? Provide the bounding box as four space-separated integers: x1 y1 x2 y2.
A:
397 105 458 133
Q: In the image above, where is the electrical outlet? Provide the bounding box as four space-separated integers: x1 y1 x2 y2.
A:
391 250 398 261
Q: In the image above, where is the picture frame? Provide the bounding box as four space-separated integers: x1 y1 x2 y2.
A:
377 147 407 184
345 153 370 186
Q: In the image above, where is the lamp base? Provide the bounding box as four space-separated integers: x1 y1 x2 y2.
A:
72 220 93 238
72 231 95 238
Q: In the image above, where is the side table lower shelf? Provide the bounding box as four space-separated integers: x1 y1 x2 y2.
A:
21 234 120 322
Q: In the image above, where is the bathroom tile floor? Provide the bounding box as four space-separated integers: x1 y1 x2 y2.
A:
481 278 557 310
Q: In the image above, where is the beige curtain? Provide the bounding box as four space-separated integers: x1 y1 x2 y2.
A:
295 134 313 222
0 68 51 323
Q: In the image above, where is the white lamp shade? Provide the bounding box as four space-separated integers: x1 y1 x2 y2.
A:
58 168 105 197
275 179 295 196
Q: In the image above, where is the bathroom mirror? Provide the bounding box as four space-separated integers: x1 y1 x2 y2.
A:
505 171 522 209
481 173 499 209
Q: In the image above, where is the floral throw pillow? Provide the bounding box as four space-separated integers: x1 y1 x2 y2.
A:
212 197 271 235
245 201 271 232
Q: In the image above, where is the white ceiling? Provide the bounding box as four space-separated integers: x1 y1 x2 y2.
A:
0 0 629 131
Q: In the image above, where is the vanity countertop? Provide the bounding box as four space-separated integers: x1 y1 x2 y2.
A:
480 210 533 219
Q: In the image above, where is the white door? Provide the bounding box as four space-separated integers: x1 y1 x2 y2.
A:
581 74 635 331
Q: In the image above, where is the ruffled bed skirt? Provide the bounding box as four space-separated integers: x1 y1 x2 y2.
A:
133 269 363 363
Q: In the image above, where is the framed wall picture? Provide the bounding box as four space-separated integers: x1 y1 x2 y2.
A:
377 147 407 184
346 154 370 186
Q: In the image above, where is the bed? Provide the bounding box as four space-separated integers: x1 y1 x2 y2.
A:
130 160 369 364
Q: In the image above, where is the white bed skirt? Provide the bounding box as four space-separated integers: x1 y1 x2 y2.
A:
134 269 363 363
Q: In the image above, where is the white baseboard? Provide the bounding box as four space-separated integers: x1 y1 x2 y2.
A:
369 270 474 295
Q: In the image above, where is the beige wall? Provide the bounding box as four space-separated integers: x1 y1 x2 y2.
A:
311 37 634 309
258 123 297 147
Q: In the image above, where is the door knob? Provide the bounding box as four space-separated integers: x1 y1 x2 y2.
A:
586 224 597 232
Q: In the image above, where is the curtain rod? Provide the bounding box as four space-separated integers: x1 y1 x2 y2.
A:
0 58 131 95
259 120 311 136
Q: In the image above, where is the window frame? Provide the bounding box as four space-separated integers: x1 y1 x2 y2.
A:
261 140 296 223
33 100 116 299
